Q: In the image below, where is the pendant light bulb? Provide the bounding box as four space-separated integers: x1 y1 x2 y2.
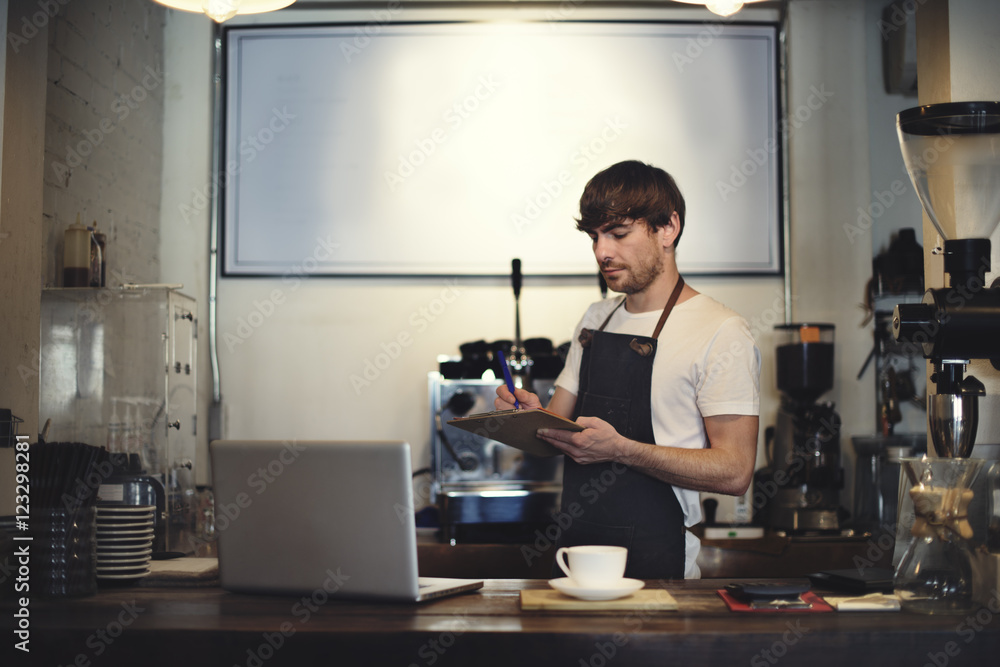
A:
705 0 744 17
203 0 240 22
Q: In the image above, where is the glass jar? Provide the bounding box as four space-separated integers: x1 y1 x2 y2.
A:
31 507 97 597
894 456 984 614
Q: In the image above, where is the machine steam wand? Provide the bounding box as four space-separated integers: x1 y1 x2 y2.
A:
511 258 524 365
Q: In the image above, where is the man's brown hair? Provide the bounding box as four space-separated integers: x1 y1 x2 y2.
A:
576 160 686 248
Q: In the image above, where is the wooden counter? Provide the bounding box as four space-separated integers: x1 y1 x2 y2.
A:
10 579 999 667
417 531 894 579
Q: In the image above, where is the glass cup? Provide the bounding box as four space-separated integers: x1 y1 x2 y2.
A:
31 507 97 598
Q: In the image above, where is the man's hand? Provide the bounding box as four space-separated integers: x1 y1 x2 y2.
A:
538 412 759 496
537 416 630 465
494 385 543 411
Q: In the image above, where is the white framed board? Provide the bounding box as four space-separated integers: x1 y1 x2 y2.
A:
222 21 781 277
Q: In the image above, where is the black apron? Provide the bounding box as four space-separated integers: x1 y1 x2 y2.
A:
555 277 687 580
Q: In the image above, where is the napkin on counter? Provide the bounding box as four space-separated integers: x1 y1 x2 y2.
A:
143 557 219 587
821 592 900 611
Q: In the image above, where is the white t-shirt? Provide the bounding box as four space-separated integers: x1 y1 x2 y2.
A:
555 293 762 578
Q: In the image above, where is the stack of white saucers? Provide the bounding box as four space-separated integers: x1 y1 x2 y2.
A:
95 505 155 583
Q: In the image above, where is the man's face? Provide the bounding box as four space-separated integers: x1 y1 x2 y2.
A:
587 218 663 295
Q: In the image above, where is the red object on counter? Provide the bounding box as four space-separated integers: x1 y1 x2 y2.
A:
717 589 834 613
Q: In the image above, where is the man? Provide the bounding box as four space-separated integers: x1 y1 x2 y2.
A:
495 160 760 579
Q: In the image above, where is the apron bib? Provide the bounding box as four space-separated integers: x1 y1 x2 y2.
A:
556 277 687 580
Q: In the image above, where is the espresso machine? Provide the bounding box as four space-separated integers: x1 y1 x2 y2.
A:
428 259 569 543
755 323 845 533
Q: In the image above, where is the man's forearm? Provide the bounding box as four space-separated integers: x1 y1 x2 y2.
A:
617 438 754 496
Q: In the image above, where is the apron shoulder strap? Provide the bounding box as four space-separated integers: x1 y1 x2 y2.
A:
596 297 627 332
595 275 685 338
651 276 685 339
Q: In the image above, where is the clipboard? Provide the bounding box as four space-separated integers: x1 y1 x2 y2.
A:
446 408 582 457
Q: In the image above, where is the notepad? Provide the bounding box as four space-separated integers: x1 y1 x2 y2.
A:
446 408 583 457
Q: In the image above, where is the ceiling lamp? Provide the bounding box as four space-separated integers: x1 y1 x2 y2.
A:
671 0 768 18
153 0 295 23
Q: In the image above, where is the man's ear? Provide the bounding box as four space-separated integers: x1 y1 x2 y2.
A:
658 211 681 250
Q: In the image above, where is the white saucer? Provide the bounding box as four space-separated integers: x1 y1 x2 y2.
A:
548 577 644 601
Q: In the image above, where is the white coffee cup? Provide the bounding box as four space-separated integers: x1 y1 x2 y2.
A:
555 545 628 587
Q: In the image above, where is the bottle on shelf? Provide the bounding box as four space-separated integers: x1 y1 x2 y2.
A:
63 214 91 287
88 221 106 287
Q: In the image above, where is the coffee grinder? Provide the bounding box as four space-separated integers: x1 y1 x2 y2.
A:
888 102 1000 609
755 323 845 532
891 102 1000 459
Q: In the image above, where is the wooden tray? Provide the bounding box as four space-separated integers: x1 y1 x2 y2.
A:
520 588 678 611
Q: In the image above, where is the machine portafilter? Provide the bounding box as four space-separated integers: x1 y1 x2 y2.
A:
891 102 1000 458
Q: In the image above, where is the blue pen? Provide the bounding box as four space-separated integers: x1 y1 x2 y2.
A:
497 349 520 409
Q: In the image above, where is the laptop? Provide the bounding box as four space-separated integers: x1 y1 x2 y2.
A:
209 439 483 602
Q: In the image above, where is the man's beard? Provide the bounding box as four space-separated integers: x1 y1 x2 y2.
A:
602 250 664 295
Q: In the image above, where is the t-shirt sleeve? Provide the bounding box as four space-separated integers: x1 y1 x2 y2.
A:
695 316 761 417
554 315 586 398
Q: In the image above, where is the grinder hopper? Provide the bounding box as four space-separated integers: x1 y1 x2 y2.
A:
893 101 1000 457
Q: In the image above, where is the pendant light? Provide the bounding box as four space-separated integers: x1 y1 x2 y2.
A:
153 0 295 23
671 0 769 18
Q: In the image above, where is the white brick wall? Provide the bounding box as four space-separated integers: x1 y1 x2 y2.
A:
42 0 166 287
